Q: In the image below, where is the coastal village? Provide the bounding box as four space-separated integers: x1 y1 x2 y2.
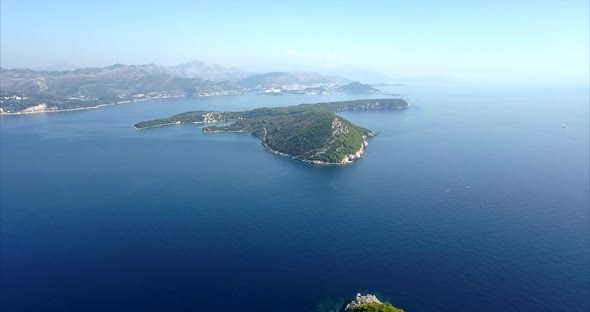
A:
0 82 343 114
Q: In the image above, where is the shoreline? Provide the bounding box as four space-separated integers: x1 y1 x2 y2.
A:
137 120 376 166
0 92 237 115
134 122 177 130
260 126 373 166
0 97 159 116
137 120 232 130
1 94 409 116
262 138 370 166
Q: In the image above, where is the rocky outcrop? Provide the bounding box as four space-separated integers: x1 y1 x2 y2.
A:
340 137 368 165
343 293 382 312
332 117 350 135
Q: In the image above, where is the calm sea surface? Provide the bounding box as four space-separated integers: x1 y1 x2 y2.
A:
1 85 589 311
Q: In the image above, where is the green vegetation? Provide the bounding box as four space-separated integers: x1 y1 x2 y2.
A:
0 91 123 113
354 302 405 312
133 111 234 129
135 99 408 164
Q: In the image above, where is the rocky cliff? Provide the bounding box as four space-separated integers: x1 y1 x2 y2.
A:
343 293 382 312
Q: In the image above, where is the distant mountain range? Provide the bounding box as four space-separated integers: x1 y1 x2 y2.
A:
0 63 243 98
0 61 384 114
168 60 249 81
238 71 350 88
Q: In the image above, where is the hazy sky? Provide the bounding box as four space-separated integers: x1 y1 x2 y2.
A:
1 0 588 84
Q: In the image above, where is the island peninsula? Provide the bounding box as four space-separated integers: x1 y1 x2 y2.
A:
135 99 408 165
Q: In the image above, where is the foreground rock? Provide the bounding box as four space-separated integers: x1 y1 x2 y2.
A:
343 293 382 312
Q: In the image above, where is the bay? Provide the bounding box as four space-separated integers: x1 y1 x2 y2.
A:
1 85 588 311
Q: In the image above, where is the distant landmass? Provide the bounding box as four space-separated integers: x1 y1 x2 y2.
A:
338 81 380 93
0 61 374 114
238 71 350 88
370 83 405 87
135 98 408 165
168 60 249 81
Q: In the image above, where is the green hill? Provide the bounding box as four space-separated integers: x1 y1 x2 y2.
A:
134 99 408 165
338 81 380 93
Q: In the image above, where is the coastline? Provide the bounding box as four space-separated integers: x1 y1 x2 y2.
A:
0 97 158 116
263 137 370 166
134 122 178 130
260 126 373 165
1 94 410 116
137 120 235 131
203 129 249 133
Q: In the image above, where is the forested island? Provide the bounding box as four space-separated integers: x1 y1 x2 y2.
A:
135 99 408 165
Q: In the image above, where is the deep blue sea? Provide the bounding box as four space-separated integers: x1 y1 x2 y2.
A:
1 85 589 312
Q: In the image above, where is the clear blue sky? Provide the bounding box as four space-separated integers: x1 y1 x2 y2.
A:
1 0 588 84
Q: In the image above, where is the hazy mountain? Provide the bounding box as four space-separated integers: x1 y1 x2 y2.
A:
1 64 348 98
0 64 242 99
329 68 394 84
238 72 349 88
33 63 79 71
1 60 248 93
0 62 353 113
337 81 380 93
239 63 394 85
169 61 249 81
